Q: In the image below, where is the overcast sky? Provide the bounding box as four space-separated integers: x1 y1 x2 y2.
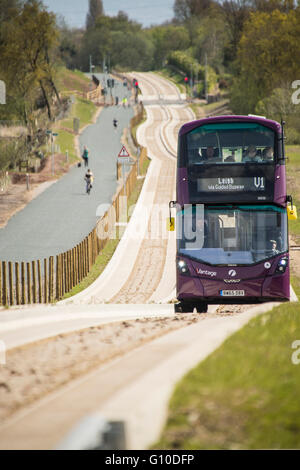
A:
43 0 175 28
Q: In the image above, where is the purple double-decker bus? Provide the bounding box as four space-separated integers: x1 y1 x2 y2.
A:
174 115 291 313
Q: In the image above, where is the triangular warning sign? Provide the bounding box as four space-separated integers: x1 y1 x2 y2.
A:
118 145 130 158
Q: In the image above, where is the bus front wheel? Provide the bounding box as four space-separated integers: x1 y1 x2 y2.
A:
195 302 208 313
174 302 193 313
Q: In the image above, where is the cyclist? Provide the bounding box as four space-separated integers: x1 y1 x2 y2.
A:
84 169 94 195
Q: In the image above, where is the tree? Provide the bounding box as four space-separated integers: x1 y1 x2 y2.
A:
0 0 59 123
174 0 217 21
86 0 104 30
230 9 300 113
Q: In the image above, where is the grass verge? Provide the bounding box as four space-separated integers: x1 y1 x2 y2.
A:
155 289 300 450
62 159 150 300
154 145 300 450
156 69 186 94
189 98 230 119
286 145 300 240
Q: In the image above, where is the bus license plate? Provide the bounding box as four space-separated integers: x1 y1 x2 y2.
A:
220 290 245 297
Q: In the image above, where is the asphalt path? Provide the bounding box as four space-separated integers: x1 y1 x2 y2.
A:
0 76 133 262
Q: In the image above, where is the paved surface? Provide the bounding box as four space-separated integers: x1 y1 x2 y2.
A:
0 73 293 451
0 302 276 450
0 76 133 262
0 303 176 350
62 73 194 305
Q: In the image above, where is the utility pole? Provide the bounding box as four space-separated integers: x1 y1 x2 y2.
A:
205 53 208 102
190 64 193 96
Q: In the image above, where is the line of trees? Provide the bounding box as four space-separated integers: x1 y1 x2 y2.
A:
0 0 60 126
2 0 300 142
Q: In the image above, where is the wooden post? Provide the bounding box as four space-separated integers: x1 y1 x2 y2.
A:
32 261 37 304
49 256 54 303
15 262 20 305
69 250 72 290
37 260 42 303
56 255 60 300
61 254 65 297
8 261 13 306
27 262 31 304
80 242 84 279
21 262 26 305
65 252 69 293
44 258 48 304
71 249 75 289
2 262 7 306
85 238 88 276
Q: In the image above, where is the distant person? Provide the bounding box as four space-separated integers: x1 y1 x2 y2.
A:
243 145 262 162
113 118 118 130
268 239 280 255
84 169 94 195
225 150 236 162
205 146 221 163
82 146 89 168
262 146 274 161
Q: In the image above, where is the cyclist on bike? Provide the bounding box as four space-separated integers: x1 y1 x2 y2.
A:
84 169 94 195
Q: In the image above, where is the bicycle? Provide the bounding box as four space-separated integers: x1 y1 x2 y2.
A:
86 180 92 195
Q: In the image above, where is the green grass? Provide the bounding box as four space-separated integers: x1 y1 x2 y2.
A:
60 97 97 133
61 162 150 300
156 69 186 94
55 67 90 95
131 110 147 153
190 98 230 119
286 145 300 240
55 129 77 164
155 295 300 450
154 145 300 451
62 238 120 300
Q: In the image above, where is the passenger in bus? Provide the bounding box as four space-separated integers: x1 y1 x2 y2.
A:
202 146 221 163
262 146 274 161
243 145 262 162
225 151 236 162
270 239 280 254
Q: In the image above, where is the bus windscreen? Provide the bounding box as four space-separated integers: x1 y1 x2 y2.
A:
178 205 287 265
186 122 275 165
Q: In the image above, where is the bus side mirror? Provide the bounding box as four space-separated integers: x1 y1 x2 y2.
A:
167 217 175 231
167 200 177 231
287 203 297 220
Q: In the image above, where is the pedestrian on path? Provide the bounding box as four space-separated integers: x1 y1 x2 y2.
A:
113 118 118 131
82 146 89 167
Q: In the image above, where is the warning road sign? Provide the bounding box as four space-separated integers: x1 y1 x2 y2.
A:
118 146 130 158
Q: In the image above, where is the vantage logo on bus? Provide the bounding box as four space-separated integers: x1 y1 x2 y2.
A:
197 177 265 192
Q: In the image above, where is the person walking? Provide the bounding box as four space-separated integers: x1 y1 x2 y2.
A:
82 146 89 167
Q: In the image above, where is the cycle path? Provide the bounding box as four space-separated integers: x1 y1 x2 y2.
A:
0 78 133 262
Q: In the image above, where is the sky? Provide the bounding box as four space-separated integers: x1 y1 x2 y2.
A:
43 0 175 28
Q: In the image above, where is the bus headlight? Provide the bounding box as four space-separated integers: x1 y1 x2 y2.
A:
276 257 288 274
177 259 190 275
